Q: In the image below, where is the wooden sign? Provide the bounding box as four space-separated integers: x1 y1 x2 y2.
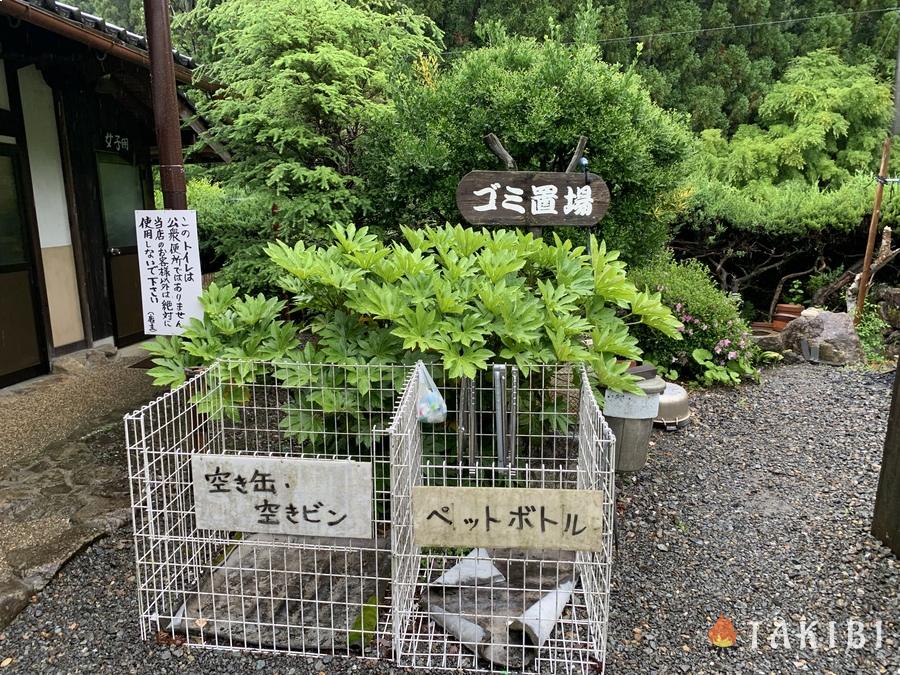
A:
412 485 603 551
456 170 610 228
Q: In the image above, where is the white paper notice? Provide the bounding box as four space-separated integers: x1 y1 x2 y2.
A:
135 210 203 335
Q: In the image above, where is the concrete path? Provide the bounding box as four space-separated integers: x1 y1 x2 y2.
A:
0 347 160 629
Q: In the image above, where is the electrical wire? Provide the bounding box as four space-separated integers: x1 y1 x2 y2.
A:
437 5 900 55
594 6 900 45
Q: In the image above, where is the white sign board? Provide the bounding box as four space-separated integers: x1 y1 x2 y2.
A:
191 455 373 538
135 210 203 335
413 486 603 551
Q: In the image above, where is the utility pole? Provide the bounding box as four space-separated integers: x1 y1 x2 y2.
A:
143 0 188 209
871 23 900 559
873 370 900 556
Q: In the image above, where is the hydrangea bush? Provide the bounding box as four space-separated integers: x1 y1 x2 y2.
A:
630 254 759 384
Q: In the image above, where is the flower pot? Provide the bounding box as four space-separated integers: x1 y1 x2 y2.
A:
772 311 799 332
775 303 803 316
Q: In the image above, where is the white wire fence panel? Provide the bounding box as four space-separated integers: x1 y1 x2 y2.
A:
126 360 417 659
389 364 616 674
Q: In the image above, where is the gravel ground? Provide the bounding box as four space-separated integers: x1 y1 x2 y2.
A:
608 363 900 674
0 348 157 466
0 363 897 674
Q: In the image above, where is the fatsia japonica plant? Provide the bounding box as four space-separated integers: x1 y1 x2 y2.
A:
144 224 681 458
144 282 300 389
265 223 682 394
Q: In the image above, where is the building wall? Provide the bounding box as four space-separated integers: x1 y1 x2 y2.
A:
17 66 84 349
0 59 12 145
0 59 9 111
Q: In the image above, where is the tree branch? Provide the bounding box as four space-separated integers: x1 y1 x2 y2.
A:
814 226 900 306
872 243 900 275
483 133 517 170
732 254 789 285
768 263 821 321
565 135 588 173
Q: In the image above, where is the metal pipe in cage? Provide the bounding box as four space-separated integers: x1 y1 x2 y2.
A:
431 548 504 586
467 376 477 473
493 364 507 467
507 366 518 472
507 579 575 649
457 377 467 465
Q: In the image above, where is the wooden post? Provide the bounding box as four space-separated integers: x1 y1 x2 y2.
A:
483 133 540 237
483 133 517 171
855 137 892 325
566 135 590 252
565 136 588 173
872 369 900 556
144 0 188 210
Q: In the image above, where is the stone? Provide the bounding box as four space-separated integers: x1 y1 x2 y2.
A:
885 330 900 359
800 307 822 319
872 285 900 329
780 349 803 365
5 526 99 591
51 347 119 376
0 577 30 630
71 498 129 532
750 329 782 352
780 311 865 366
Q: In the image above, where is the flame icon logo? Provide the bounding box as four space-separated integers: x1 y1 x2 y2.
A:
708 615 737 648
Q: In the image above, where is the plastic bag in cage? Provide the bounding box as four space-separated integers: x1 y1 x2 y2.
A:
416 362 447 423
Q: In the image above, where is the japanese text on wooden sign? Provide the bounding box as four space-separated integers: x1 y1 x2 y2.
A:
456 171 610 228
135 210 203 335
412 486 603 551
103 132 129 152
191 455 373 539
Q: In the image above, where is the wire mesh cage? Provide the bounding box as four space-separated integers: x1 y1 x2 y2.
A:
125 360 416 658
389 362 616 674
126 359 615 672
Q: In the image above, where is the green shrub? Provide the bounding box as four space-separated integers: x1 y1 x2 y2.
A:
265 223 682 392
145 282 300 391
145 225 683 459
671 51 895 299
181 0 440 278
630 254 757 384
359 35 692 265
857 301 889 363
187 179 286 296
806 265 846 310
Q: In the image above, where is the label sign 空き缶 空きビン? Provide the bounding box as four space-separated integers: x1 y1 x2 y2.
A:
192 455 373 539
456 170 610 228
